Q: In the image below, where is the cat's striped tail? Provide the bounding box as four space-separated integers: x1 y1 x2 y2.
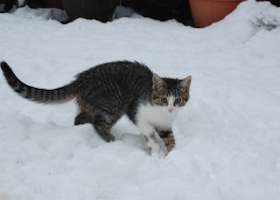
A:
1 61 78 103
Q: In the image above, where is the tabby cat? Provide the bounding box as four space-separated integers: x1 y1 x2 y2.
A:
1 61 191 157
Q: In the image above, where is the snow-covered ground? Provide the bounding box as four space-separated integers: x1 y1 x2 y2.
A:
1 1 280 200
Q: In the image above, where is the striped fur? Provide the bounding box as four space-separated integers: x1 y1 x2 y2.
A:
0 62 78 103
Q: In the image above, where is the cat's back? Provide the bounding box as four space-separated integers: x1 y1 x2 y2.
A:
78 61 152 79
77 61 153 95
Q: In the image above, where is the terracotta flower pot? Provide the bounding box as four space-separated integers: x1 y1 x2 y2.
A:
190 0 245 27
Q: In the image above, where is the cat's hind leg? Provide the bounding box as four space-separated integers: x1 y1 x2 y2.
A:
76 98 121 142
75 98 94 125
74 111 116 142
74 112 92 125
91 110 121 142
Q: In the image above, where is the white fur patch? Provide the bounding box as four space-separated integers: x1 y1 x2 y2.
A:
136 98 179 130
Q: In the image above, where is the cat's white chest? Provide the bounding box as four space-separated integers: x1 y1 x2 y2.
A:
136 103 178 130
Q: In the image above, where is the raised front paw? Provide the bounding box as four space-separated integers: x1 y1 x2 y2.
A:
162 135 176 153
158 130 176 153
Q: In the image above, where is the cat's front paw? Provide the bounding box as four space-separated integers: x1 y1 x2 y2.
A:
161 134 176 153
144 137 167 158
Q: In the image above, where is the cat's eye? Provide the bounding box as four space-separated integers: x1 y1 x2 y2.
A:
160 97 168 104
174 97 183 105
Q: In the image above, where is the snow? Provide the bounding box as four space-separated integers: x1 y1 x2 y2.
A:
1 1 280 200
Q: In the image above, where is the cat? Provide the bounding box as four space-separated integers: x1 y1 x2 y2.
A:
1 61 191 157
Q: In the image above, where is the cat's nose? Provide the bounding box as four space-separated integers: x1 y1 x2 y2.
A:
168 108 174 113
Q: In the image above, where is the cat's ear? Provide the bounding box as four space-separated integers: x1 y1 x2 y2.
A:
152 73 165 92
179 75 192 91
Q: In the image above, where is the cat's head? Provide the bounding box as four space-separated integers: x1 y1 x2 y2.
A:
151 73 192 113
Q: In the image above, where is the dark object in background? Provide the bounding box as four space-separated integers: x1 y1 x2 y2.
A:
0 0 279 25
1 0 192 25
0 0 17 12
63 0 120 23
260 0 280 7
0 0 193 25
122 0 193 25
26 0 63 8
271 0 280 7
0 0 63 12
